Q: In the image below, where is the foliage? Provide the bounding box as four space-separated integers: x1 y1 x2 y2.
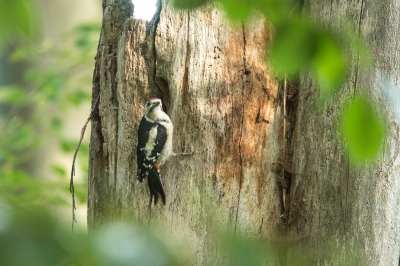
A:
0 200 364 266
0 0 100 209
0 201 186 266
340 96 386 163
0 0 36 48
173 0 386 164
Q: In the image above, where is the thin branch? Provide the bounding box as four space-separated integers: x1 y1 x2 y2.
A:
282 75 287 209
70 93 100 233
173 143 196 156
173 151 196 156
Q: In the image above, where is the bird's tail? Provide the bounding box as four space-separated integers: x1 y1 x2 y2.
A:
147 167 166 206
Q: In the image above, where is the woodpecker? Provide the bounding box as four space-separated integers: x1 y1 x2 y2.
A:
136 98 172 205
137 98 194 206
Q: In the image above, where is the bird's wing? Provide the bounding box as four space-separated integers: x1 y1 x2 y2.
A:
150 122 167 159
136 117 167 182
136 116 149 181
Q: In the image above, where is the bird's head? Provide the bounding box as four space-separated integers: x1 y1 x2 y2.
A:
145 98 162 116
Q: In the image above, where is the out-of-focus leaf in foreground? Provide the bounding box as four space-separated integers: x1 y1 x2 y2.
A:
270 19 316 76
0 0 36 47
314 32 347 94
0 202 184 266
220 0 251 21
93 222 177 266
221 234 265 266
0 203 90 266
340 96 386 163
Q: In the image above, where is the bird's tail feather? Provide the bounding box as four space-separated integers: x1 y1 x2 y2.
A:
147 167 166 206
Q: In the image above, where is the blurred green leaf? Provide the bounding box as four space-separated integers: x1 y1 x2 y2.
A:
51 164 66 177
0 205 93 266
270 19 316 76
93 222 177 266
60 140 78 153
50 117 63 132
76 38 91 49
0 0 31 39
67 90 91 106
221 234 264 266
74 23 102 34
0 86 26 104
340 96 386 162
74 184 88 204
0 170 70 208
9 45 38 62
314 32 347 93
60 140 88 155
173 0 208 9
220 0 251 21
253 0 290 24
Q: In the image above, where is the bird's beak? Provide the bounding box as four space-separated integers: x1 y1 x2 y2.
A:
149 102 160 114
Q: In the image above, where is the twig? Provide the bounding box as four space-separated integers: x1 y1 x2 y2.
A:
70 93 100 233
173 143 196 156
282 75 287 209
174 151 196 156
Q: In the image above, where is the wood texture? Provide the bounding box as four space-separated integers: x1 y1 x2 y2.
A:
88 0 400 265
288 0 400 265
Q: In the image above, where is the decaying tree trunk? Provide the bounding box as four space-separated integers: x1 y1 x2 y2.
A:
287 1 400 265
88 0 400 265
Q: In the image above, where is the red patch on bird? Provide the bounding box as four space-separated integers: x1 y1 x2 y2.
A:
147 98 159 102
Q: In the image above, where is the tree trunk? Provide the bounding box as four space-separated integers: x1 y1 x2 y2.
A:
88 0 400 265
288 1 400 265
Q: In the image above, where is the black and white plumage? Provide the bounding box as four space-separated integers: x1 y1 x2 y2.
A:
137 98 173 206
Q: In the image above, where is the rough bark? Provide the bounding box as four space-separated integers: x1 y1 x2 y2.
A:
88 0 400 265
286 1 400 265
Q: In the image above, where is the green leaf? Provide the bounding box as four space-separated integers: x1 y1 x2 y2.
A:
314 32 347 93
51 164 66 177
173 0 208 9
221 235 263 266
9 45 37 62
0 0 32 40
0 86 25 104
50 117 63 132
340 96 386 163
66 90 90 106
74 185 88 203
270 19 316 76
73 23 101 34
252 0 290 24
60 140 78 153
220 0 251 21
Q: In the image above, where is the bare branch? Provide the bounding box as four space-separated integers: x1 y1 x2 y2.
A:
70 93 100 233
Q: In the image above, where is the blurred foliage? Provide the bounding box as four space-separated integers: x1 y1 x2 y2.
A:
0 0 36 48
0 200 363 266
0 201 186 266
0 0 100 210
340 96 386 163
173 0 386 164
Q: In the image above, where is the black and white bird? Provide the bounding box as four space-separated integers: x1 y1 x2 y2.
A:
136 98 193 206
